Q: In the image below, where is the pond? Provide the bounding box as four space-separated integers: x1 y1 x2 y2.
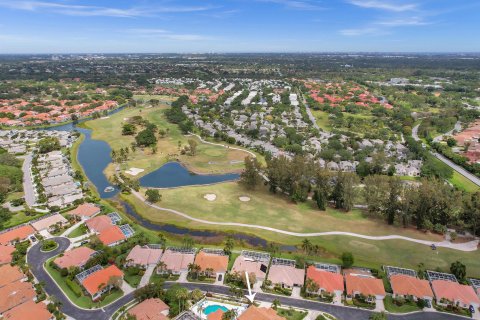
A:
139 161 239 189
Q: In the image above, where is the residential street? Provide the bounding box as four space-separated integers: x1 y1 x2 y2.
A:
22 153 36 206
412 124 480 187
27 237 466 320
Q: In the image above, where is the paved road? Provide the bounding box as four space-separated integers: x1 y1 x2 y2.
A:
28 238 465 320
412 124 480 187
22 153 36 207
131 190 478 251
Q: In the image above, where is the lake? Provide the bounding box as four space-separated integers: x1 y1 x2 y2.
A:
139 161 239 189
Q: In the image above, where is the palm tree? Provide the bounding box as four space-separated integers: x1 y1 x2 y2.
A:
222 309 238 320
157 261 167 274
188 263 201 279
305 278 319 296
301 238 312 254
272 298 281 310
176 287 189 312
205 267 214 278
190 289 204 303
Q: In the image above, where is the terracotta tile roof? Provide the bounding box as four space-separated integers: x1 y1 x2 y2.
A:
0 281 36 313
268 264 306 288
207 309 224 320
431 280 480 306
231 256 267 279
54 247 96 269
2 300 52 320
238 306 285 320
82 265 123 297
86 216 112 233
345 274 386 297
67 203 100 218
0 225 35 245
390 274 434 299
0 265 25 288
0 245 15 265
126 245 163 266
159 250 195 273
194 251 228 273
31 214 68 232
306 266 343 293
98 226 126 246
127 298 169 320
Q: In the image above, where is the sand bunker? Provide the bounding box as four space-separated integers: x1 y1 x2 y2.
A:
239 196 251 202
125 167 145 176
204 194 217 201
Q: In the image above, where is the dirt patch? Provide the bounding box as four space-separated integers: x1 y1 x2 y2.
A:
125 167 145 176
204 194 217 201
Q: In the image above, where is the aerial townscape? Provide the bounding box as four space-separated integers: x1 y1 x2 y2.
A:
1 1 480 320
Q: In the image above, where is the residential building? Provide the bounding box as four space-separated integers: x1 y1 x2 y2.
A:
194 250 229 279
267 258 305 290
0 281 36 313
0 244 15 265
306 265 344 299
53 247 96 270
0 225 35 245
125 245 163 268
158 248 195 275
31 213 68 232
431 280 480 310
127 298 170 320
2 300 53 320
85 215 113 233
231 251 270 281
97 225 126 247
345 274 386 303
237 306 285 320
81 265 124 301
67 203 100 221
390 274 434 302
0 265 26 288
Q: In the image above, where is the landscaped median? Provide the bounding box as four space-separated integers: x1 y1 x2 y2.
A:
44 256 123 309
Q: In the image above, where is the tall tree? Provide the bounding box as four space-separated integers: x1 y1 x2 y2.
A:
239 156 263 190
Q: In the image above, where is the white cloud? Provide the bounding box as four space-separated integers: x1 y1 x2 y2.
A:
339 27 386 36
258 0 324 10
0 1 212 18
377 17 430 26
348 0 417 12
126 29 212 41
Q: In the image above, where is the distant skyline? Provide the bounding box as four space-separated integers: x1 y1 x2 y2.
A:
0 0 479 53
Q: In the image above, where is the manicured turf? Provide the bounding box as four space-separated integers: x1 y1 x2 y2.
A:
277 307 308 320
311 110 332 131
136 182 441 240
122 183 480 277
67 224 88 238
448 171 480 193
383 296 422 313
5 211 46 228
85 105 255 178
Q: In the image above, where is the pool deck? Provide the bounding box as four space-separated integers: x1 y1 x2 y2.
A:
191 298 248 319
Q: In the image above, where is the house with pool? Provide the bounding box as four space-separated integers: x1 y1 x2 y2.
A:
191 298 248 320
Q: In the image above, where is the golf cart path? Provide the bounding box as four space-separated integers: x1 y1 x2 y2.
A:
131 190 478 252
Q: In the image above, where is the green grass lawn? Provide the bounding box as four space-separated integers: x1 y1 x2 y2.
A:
277 307 308 320
85 105 252 178
44 257 123 308
448 171 480 193
124 273 142 288
383 296 422 313
5 211 46 228
311 110 332 131
228 252 240 271
67 224 88 238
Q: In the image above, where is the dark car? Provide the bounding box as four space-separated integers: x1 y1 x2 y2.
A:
470 305 475 314
30 236 37 242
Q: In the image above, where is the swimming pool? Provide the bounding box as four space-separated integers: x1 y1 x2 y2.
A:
204 304 229 315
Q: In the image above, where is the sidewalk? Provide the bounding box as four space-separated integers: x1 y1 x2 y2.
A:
139 265 155 288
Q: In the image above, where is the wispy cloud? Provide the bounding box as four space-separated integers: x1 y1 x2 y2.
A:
377 17 430 27
257 0 324 10
127 28 212 41
348 0 417 12
0 1 212 18
339 27 387 36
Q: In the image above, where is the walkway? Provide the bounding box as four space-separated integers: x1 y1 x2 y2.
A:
139 265 156 288
132 190 479 251
186 133 257 158
412 123 480 187
22 153 36 207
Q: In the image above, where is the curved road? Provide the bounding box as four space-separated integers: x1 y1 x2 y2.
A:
28 238 465 320
412 124 480 187
132 190 478 252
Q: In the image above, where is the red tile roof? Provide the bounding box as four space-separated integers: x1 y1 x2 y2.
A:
2 300 52 320
86 216 112 233
127 298 169 320
207 309 224 320
0 281 36 313
306 266 344 293
0 265 25 288
82 265 123 297
390 274 434 299
0 245 15 265
431 280 480 306
54 247 96 269
67 203 100 218
98 226 126 246
0 225 35 245
345 275 386 297
238 306 285 320
194 251 228 273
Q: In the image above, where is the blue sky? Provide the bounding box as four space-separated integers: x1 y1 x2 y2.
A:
0 0 479 53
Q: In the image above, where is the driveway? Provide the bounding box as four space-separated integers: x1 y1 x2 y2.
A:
22 153 36 207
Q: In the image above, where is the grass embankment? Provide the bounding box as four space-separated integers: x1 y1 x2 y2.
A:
45 257 123 308
383 296 422 313
84 105 257 178
122 182 480 277
311 110 332 131
67 224 88 238
448 171 480 193
277 307 308 320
